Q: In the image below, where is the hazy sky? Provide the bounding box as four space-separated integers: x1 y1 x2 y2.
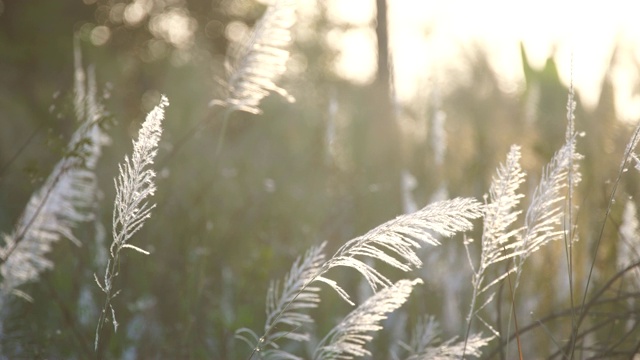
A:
319 0 640 122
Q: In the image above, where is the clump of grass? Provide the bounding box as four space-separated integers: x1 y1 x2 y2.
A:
238 198 485 358
5 2 640 359
0 42 109 304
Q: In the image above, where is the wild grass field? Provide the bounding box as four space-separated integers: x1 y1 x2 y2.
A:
1 0 640 359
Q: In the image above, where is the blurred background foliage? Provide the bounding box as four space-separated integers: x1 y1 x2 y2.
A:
1 0 639 358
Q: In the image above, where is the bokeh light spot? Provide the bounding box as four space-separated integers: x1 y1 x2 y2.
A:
225 21 249 43
90 26 111 46
149 8 197 49
124 1 150 26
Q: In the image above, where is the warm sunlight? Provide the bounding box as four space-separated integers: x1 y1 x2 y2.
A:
5 0 640 357
321 0 640 122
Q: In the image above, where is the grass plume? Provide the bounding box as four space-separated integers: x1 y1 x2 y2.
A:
212 0 296 114
0 50 108 302
313 279 422 360
94 95 169 351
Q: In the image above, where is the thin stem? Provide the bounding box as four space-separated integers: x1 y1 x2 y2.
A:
485 260 640 358
95 253 120 354
565 68 578 360
571 127 640 357
0 125 42 185
504 264 523 360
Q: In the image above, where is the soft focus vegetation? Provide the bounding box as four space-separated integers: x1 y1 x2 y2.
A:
1 0 640 358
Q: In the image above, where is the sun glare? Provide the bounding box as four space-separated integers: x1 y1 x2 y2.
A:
316 0 640 121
